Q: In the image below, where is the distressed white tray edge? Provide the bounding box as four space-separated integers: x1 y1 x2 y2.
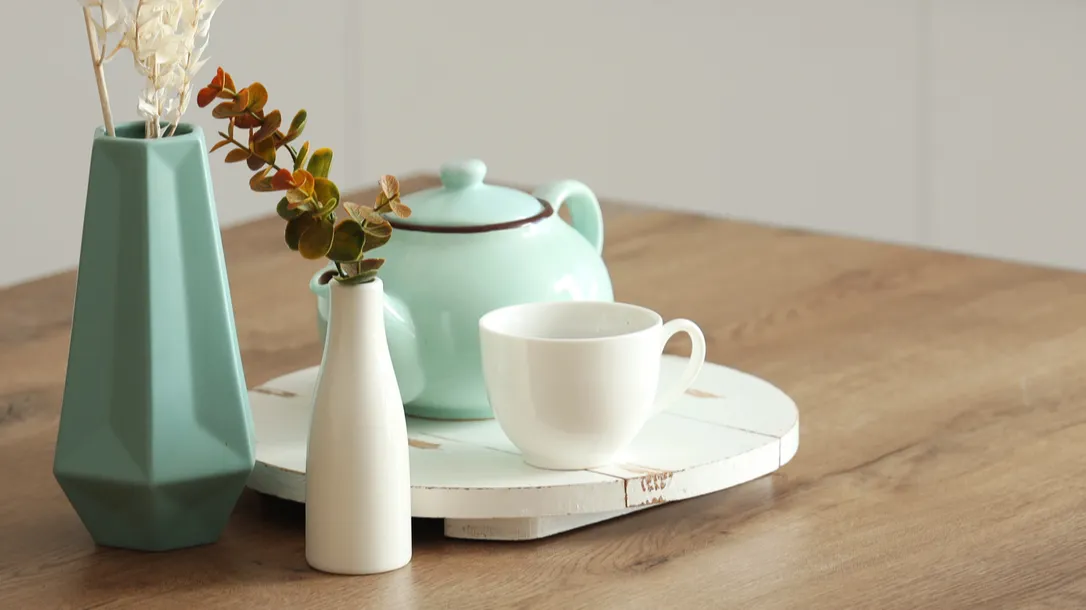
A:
246 356 800 540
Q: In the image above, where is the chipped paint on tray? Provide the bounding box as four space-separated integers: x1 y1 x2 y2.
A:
685 388 723 399
253 386 298 398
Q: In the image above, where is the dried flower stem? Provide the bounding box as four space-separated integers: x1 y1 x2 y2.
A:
150 62 160 138
82 7 115 136
164 114 181 138
166 1 202 138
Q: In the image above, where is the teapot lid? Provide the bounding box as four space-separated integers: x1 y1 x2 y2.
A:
391 159 551 231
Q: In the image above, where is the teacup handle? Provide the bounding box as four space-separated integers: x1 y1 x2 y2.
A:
653 319 707 414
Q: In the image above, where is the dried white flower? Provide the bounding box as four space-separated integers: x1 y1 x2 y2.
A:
79 0 224 138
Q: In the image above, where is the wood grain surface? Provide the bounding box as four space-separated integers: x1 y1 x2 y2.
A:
2 176 1085 609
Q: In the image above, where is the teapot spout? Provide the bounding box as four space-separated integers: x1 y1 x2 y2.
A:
308 268 424 404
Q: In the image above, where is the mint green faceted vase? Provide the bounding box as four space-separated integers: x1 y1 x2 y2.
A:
53 122 255 552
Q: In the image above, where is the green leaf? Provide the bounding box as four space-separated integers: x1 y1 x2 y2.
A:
299 218 334 260
252 109 282 142
285 214 316 251
276 196 302 220
314 177 340 207
361 217 391 238
318 197 338 217
307 148 333 179
362 228 390 252
294 141 310 171
327 219 366 262
285 109 307 143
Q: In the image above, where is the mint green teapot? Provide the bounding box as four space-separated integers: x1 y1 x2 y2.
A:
310 159 614 420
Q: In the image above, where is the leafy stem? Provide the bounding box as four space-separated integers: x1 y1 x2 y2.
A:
199 66 412 284
216 131 283 172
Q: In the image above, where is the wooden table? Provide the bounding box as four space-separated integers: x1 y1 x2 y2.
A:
3 176 1085 609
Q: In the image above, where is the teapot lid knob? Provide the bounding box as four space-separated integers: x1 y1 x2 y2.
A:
440 159 487 190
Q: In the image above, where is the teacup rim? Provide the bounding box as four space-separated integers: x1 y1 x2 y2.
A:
478 300 662 343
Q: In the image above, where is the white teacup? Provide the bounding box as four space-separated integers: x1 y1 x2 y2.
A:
478 301 706 470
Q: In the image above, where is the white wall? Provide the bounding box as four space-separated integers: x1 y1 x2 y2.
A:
928 0 1086 270
0 0 351 288
355 0 921 246
4 1 1086 288
354 0 1086 273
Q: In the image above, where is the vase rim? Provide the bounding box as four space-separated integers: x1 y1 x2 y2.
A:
94 121 202 145
327 275 384 291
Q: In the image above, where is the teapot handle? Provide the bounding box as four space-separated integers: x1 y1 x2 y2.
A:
532 180 604 255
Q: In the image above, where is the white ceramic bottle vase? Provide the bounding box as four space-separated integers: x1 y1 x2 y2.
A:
305 276 412 575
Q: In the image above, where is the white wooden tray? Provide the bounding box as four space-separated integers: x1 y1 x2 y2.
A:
246 355 799 541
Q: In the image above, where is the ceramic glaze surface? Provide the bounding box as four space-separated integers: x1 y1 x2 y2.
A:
306 278 411 575
392 159 545 227
479 301 706 470
53 122 255 551
311 159 614 420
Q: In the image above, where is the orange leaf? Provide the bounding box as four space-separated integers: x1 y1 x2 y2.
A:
197 87 217 108
212 100 247 119
209 139 230 153
234 112 262 130
252 136 276 165
379 175 400 198
292 170 315 196
210 67 225 89
252 109 281 142
271 169 296 190
234 88 251 111
224 148 249 163
223 71 236 93
247 83 269 112
389 198 412 218
358 258 385 272
249 167 276 192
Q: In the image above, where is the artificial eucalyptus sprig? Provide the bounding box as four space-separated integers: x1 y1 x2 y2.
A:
197 67 411 285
